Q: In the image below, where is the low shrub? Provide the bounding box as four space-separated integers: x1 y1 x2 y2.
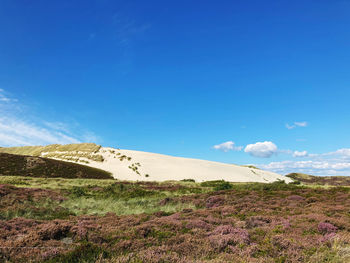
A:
214 181 233 191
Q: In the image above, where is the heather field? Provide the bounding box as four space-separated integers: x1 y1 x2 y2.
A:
1 177 350 263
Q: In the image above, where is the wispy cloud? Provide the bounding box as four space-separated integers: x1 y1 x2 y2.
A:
113 13 151 47
213 141 243 152
111 13 151 74
0 117 80 146
0 89 97 147
0 89 17 103
286 121 308 130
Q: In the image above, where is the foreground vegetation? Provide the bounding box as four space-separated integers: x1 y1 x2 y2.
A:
1 176 350 263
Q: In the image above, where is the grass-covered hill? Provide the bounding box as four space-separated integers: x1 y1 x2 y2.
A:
0 152 112 179
0 143 105 164
286 172 350 186
0 143 101 156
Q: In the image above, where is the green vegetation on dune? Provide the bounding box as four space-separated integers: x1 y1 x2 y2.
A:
42 151 105 163
241 165 261 170
0 143 101 156
0 153 112 179
0 143 106 164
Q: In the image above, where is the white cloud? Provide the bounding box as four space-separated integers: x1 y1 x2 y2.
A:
213 141 243 152
0 89 97 147
286 121 308 129
293 150 308 157
244 141 278 158
326 148 350 158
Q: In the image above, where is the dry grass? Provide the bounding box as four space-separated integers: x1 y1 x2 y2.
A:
0 143 101 156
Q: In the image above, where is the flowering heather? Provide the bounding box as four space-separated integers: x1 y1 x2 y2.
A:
1 177 350 262
205 195 225 208
318 222 338 234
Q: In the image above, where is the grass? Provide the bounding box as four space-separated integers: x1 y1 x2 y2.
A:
0 143 101 156
0 176 206 219
42 152 105 163
61 196 196 216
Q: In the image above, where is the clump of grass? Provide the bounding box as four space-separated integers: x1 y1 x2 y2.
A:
241 165 260 169
181 179 196 182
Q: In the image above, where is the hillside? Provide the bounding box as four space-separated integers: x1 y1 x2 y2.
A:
287 172 350 186
0 152 112 179
0 143 293 183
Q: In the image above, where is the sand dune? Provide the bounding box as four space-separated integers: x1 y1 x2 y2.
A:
0 143 292 182
49 147 292 183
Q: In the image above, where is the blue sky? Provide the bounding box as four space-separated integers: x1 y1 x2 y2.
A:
1 0 350 176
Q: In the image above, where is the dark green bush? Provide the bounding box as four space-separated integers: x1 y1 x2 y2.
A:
70 186 88 197
214 181 233 191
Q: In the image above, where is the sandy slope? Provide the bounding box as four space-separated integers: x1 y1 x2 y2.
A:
51 147 292 183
